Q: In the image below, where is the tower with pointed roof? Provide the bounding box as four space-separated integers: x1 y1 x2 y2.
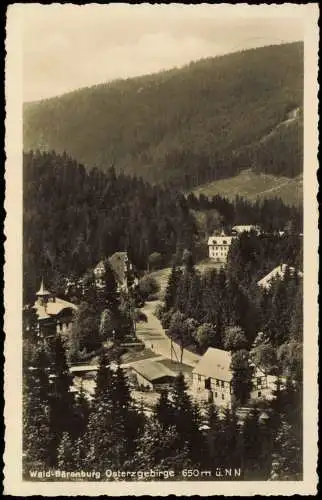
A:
36 278 51 307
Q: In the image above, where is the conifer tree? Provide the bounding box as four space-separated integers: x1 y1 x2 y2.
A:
230 349 254 406
130 417 191 475
47 335 75 465
170 373 205 466
23 345 51 471
164 265 182 312
154 389 173 428
219 407 242 470
86 354 142 471
242 409 266 479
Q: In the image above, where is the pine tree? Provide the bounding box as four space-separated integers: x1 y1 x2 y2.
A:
130 417 191 476
154 389 173 428
86 354 141 471
164 265 182 312
230 349 254 407
47 335 75 465
242 409 266 479
170 373 205 466
57 432 77 469
270 418 302 480
23 345 51 472
219 407 242 470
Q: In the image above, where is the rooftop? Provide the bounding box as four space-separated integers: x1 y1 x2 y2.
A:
192 347 233 382
34 297 78 321
208 236 234 246
36 279 51 296
257 264 303 289
130 359 176 382
232 225 260 233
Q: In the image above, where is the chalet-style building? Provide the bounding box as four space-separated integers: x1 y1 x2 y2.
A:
93 252 138 292
33 279 78 338
192 347 276 408
231 225 261 236
208 233 235 263
257 264 303 290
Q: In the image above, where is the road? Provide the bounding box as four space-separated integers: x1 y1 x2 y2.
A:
136 300 201 368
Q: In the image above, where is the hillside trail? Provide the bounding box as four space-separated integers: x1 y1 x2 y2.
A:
258 107 300 145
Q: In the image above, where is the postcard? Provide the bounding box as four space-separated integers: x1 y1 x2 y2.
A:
4 3 319 496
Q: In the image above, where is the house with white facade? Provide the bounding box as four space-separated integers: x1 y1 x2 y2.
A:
192 347 276 408
208 233 235 263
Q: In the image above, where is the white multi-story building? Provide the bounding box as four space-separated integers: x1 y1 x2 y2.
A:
208 233 235 263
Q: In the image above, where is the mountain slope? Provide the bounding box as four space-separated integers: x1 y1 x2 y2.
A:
23 42 303 190
191 169 303 207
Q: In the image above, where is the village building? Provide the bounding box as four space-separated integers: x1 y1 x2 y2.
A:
257 264 303 290
93 251 138 292
128 359 177 391
33 279 78 338
231 225 261 235
192 347 275 408
208 233 235 263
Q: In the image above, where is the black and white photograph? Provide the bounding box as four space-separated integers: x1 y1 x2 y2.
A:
4 3 319 496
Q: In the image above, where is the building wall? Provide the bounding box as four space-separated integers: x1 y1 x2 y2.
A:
208 244 230 262
193 371 276 406
134 372 154 391
192 372 232 407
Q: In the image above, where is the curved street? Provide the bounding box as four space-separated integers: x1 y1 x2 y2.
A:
136 300 201 368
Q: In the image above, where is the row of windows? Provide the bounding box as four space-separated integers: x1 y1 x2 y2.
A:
214 392 225 400
197 375 227 389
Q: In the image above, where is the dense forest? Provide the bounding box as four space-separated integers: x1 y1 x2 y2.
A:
23 150 302 303
24 42 303 190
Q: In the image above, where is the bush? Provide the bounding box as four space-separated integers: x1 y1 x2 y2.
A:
154 303 165 319
137 275 160 301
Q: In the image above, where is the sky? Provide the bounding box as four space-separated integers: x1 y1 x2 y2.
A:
19 3 307 102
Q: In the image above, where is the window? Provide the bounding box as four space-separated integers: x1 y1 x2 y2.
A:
222 394 225 400
198 374 201 382
205 378 211 390
258 391 262 398
221 381 225 388
216 379 220 386
215 392 218 398
257 377 262 386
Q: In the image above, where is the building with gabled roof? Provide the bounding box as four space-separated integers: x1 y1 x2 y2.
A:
93 252 138 292
192 347 276 407
129 359 176 391
257 264 303 290
232 225 261 235
33 279 78 338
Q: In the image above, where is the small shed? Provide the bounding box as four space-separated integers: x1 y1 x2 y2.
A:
129 359 176 391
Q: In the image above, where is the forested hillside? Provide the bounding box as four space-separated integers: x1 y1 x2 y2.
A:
23 151 302 303
24 42 303 190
